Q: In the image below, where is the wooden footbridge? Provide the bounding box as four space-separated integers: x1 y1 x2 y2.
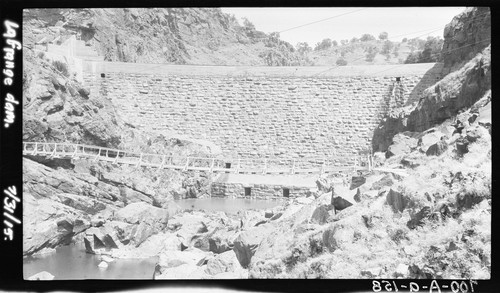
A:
23 141 377 175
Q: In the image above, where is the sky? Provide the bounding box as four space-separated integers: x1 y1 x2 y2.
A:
221 7 466 46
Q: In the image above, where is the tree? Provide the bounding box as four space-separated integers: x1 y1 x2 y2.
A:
360 34 376 42
365 45 378 62
404 36 444 64
296 42 312 55
421 36 443 62
402 37 408 42
264 32 281 47
381 40 394 55
392 44 400 58
336 58 347 66
350 37 359 43
242 17 255 31
405 52 421 64
340 39 349 46
379 32 389 40
332 40 338 47
314 38 333 51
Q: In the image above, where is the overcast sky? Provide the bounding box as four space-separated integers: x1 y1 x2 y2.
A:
221 7 466 46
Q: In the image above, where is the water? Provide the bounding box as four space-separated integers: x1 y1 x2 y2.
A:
175 197 285 214
23 244 157 280
24 198 282 279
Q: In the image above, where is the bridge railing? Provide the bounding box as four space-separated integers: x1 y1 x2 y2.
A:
23 141 373 174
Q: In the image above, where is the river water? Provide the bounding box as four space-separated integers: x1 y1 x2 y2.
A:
24 243 158 280
24 198 284 279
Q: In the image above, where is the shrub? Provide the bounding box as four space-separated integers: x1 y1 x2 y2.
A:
52 60 69 77
336 58 347 66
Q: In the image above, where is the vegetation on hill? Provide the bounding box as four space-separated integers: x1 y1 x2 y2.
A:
23 8 312 66
303 32 445 66
24 8 451 67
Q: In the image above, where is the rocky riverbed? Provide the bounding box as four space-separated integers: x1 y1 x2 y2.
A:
23 7 490 280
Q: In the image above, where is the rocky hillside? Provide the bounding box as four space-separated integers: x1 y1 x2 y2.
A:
23 29 217 256
372 7 491 152
442 7 491 71
245 109 491 279
23 8 307 66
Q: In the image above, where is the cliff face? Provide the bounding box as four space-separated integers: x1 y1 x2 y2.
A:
23 8 305 66
442 7 491 71
22 18 219 256
372 7 491 152
23 49 123 147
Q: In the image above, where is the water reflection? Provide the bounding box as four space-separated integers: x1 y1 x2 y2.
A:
23 244 157 280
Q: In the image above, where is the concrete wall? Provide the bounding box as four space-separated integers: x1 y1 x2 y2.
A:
82 62 442 163
210 173 317 198
211 182 312 199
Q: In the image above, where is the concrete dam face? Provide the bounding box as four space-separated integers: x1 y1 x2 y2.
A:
83 62 442 164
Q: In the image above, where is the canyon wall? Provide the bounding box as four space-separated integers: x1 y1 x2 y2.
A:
82 62 442 163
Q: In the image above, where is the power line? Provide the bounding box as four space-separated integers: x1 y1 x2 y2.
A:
311 14 490 77
370 38 491 75
279 8 367 34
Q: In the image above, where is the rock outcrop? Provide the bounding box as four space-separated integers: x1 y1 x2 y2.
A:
372 7 491 153
442 7 491 71
23 8 305 66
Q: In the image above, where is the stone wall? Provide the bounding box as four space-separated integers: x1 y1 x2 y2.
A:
82 62 442 163
211 182 312 199
210 173 316 198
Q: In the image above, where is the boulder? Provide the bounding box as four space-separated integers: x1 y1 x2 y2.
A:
98 261 108 268
417 130 442 153
322 224 354 252
426 139 448 156
361 267 383 278
477 101 491 127
316 177 333 193
168 213 209 248
465 125 483 143
208 229 237 254
331 194 353 213
137 232 182 256
101 255 115 263
238 210 267 229
386 134 418 158
23 194 91 256
269 212 283 221
369 174 395 190
456 191 484 209
455 136 470 155
114 202 168 227
310 205 330 225
233 224 274 268
99 220 133 246
28 271 55 280
113 202 169 246
394 264 409 278
350 176 366 190
157 247 210 271
386 189 408 213
56 193 107 215
206 250 243 276
407 206 431 229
